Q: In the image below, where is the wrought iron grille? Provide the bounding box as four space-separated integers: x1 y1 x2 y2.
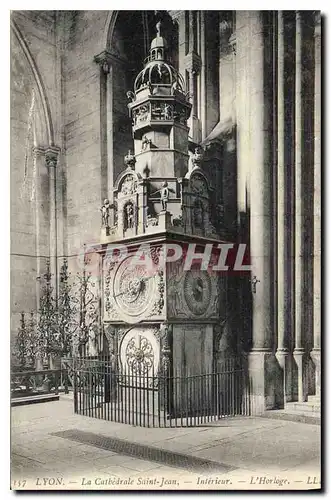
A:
71 356 251 427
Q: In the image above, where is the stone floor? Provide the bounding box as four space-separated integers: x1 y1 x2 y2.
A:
11 397 321 491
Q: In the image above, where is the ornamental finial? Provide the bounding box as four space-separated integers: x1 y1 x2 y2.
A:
124 149 136 169
192 147 204 167
156 20 161 37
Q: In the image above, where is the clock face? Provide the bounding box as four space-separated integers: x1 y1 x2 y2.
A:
183 270 212 316
113 256 156 321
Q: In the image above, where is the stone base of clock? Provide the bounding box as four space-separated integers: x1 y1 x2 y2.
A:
171 323 213 414
248 350 279 413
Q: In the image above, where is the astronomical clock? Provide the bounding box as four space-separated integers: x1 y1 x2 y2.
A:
97 22 229 380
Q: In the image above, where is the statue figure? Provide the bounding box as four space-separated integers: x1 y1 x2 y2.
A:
193 199 204 227
163 103 172 120
125 203 135 230
100 198 112 227
160 182 170 211
171 80 179 95
151 181 171 212
142 135 152 151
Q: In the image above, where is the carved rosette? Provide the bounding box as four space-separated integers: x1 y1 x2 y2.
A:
126 335 154 374
119 326 160 381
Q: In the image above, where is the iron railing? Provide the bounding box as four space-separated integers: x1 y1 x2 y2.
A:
71 356 251 427
11 368 69 400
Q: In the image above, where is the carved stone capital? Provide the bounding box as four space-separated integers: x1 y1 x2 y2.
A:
229 33 236 55
94 50 128 74
94 50 112 74
32 146 45 158
184 52 202 75
168 10 184 22
45 147 60 168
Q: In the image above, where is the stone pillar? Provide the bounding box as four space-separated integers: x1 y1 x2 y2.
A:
184 12 202 143
247 12 275 412
32 148 45 308
94 51 112 219
94 50 129 226
235 11 250 219
310 12 321 398
170 11 186 74
293 11 306 403
275 12 292 404
32 147 47 372
235 12 251 358
45 147 60 299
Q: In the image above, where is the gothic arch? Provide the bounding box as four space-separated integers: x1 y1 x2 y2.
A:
11 19 54 147
103 11 119 50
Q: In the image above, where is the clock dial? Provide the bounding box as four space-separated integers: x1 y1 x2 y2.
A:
113 256 156 320
183 270 212 316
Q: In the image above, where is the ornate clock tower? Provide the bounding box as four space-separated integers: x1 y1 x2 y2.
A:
99 22 230 413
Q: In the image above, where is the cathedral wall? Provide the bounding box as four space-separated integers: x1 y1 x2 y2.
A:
204 12 220 138
11 11 59 335
63 11 108 259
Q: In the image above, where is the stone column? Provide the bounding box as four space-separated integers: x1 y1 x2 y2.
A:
94 51 112 219
95 49 130 228
275 11 292 403
32 148 45 308
292 11 306 402
235 11 250 219
45 147 60 299
247 12 275 412
235 12 251 358
184 12 202 143
310 12 321 398
32 147 47 371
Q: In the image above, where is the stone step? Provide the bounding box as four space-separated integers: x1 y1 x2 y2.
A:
261 409 320 425
308 395 321 404
285 401 320 415
11 393 59 407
